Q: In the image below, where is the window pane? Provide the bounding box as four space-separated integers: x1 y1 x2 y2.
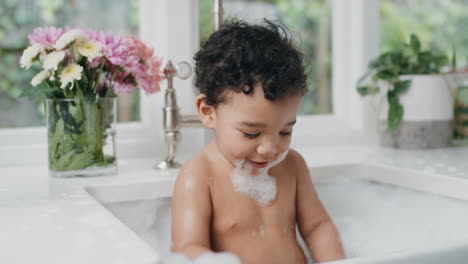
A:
199 0 333 115
380 0 468 68
0 0 140 129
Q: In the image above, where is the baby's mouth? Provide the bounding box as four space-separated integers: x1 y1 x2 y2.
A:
248 160 268 168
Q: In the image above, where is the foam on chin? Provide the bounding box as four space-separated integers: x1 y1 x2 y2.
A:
231 150 289 207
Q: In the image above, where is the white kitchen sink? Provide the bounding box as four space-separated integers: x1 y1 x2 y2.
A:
86 163 468 263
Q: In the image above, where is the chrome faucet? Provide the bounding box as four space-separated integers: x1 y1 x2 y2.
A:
154 61 202 170
154 0 224 170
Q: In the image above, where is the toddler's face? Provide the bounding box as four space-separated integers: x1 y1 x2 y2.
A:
213 85 301 169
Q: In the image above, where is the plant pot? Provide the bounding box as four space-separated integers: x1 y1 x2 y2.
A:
45 98 117 177
379 74 454 149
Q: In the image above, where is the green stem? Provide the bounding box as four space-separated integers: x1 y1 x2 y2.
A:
92 100 105 163
63 86 71 99
105 70 119 97
93 60 106 93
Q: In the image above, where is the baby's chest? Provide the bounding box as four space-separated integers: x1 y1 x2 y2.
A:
210 178 296 234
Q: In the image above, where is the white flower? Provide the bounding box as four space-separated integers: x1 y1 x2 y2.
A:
20 44 43 69
43 51 66 71
30 70 51 86
59 63 83 89
54 29 87 50
75 39 102 60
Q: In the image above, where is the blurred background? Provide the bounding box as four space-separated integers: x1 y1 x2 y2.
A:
1 0 467 127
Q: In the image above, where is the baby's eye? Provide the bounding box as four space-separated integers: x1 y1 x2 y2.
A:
279 131 292 137
243 132 260 139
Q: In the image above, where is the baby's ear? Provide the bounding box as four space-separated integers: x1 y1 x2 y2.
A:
196 94 216 129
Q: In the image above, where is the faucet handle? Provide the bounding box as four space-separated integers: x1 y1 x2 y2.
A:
175 61 192 80
164 60 192 79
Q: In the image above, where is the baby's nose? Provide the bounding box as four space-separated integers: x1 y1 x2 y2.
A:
256 141 277 160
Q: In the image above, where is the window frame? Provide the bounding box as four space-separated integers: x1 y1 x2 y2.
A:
293 0 380 146
0 0 379 167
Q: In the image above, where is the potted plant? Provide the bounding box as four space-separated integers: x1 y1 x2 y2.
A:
356 34 455 149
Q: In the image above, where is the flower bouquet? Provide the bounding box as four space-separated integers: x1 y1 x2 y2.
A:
20 27 164 177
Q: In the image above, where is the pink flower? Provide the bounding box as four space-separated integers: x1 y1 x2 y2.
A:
127 36 164 94
111 72 136 94
28 26 64 50
141 56 164 94
82 29 134 67
112 81 135 94
128 36 154 61
80 29 164 95
29 26 165 95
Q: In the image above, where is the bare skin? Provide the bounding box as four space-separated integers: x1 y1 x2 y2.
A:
171 85 345 264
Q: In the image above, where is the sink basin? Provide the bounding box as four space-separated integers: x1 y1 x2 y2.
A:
85 163 468 263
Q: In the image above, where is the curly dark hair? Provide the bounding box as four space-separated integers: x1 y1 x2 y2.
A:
194 19 308 106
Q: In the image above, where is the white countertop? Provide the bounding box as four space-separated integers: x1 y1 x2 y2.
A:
2 144 468 264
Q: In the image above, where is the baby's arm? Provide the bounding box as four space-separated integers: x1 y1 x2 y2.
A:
171 161 213 259
293 151 345 262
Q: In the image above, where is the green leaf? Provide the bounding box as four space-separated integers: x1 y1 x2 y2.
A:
417 51 432 72
64 150 95 170
387 89 398 104
432 54 449 71
410 34 421 52
376 52 391 66
390 51 405 66
376 69 397 81
387 99 404 131
80 72 89 91
49 119 67 170
368 59 379 69
393 80 411 94
53 150 76 170
357 85 379 96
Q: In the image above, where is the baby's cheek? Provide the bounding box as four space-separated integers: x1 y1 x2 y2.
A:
228 149 248 161
226 142 252 159
278 140 291 154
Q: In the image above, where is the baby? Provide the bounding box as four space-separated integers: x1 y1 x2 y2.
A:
171 19 345 264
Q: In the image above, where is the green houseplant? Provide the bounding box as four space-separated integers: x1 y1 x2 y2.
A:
357 34 453 131
357 34 456 149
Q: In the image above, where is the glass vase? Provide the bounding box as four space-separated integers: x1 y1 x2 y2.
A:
45 98 117 177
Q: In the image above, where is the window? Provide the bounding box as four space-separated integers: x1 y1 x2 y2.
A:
0 0 141 129
199 0 333 115
1 0 376 166
380 0 468 68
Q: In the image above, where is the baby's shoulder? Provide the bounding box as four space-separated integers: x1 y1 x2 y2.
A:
281 149 309 178
176 149 214 187
282 149 313 186
281 149 309 174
